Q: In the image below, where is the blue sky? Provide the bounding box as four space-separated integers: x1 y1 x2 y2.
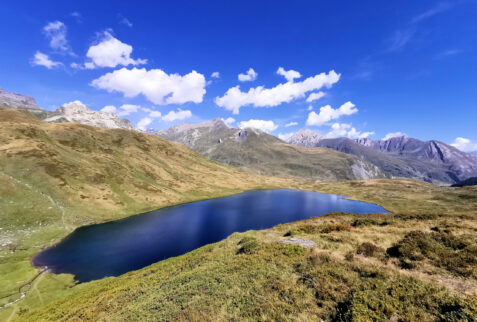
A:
1 1 476 150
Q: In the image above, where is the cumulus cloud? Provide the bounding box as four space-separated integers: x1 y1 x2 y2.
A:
137 117 152 131
149 110 162 118
306 101 357 126
162 109 192 122
306 91 325 103
222 117 235 126
278 132 294 141
43 21 70 52
276 67 301 82
91 67 206 105
325 123 374 139
382 132 407 140
216 70 340 114
239 119 278 133
211 71 220 78
84 32 146 69
101 105 117 113
117 104 140 116
238 68 257 82
31 51 62 69
451 137 477 153
285 121 298 127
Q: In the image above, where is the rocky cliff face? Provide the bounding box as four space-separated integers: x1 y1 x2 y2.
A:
44 101 134 130
0 88 42 111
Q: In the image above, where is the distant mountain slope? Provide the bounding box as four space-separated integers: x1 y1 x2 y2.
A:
286 131 477 184
153 119 384 181
451 177 477 187
44 101 134 130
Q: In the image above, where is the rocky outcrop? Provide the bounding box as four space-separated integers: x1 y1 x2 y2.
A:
0 88 42 111
44 101 134 130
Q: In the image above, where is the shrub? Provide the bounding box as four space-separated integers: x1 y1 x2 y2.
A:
236 237 259 255
386 231 477 277
356 242 384 258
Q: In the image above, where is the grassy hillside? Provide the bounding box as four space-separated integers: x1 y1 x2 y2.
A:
18 179 477 321
0 108 295 320
156 120 385 181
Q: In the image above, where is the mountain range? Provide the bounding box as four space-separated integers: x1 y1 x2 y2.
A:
2 87 476 184
153 119 384 181
0 89 134 130
286 130 477 184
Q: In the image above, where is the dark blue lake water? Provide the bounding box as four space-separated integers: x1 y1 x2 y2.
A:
33 189 387 282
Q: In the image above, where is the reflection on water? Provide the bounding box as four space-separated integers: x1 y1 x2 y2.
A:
33 189 387 282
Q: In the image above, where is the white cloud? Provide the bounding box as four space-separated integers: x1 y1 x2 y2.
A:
149 110 162 118
307 105 313 111
239 119 278 133
285 121 298 127
119 17 133 27
278 132 294 141
216 70 340 114
211 71 220 78
325 123 373 139
222 117 235 126
276 67 301 82
382 132 407 140
91 68 206 105
43 21 70 52
238 68 257 82
306 91 325 103
451 137 477 153
31 51 62 69
85 32 146 69
162 109 192 122
118 104 140 116
306 101 357 126
137 117 152 131
101 105 117 113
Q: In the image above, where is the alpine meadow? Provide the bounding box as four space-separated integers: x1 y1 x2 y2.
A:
1 1 477 321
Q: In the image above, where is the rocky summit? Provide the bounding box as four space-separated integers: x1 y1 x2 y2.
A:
44 101 134 130
286 129 323 147
0 88 42 111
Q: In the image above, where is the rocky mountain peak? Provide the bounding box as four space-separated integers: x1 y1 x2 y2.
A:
44 101 134 130
0 88 42 110
286 129 322 147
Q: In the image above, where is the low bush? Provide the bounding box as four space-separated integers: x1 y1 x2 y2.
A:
386 231 477 277
236 236 259 255
356 242 384 258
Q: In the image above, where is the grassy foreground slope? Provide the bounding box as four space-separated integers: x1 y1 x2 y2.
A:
0 108 294 320
22 179 477 321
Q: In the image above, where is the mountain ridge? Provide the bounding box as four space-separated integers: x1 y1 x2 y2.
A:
285 129 477 184
153 119 385 181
